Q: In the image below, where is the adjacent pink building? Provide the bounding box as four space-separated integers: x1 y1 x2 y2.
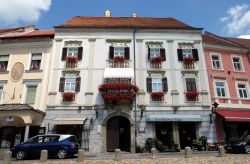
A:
202 32 250 143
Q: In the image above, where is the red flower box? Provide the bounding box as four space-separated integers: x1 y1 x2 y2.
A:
150 56 164 63
151 92 164 101
185 90 199 101
98 83 139 101
183 56 194 64
113 56 125 62
63 92 75 102
65 56 78 62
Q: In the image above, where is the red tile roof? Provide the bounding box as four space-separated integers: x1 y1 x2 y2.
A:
226 37 250 48
202 32 244 48
0 30 54 39
56 16 201 30
0 25 34 34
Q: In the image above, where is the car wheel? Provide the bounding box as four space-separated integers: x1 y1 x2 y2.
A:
57 149 67 159
16 150 26 160
244 145 250 154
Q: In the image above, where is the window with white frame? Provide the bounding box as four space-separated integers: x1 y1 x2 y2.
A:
152 78 162 92
211 54 221 69
114 47 125 57
215 81 226 97
64 77 76 92
67 47 78 57
237 83 248 99
232 57 243 71
182 49 193 58
25 85 37 104
150 48 160 58
0 55 9 71
30 53 42 70
185 78 197 91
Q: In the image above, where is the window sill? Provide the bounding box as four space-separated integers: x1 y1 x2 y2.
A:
212 68 224 71
0 70 9 74
233 70 245 73
238 98 250 101
25 69 43 73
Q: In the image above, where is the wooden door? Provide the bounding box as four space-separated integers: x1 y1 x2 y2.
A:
107 117 119 152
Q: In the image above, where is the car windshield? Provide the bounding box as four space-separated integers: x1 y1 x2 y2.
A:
241 135 250 141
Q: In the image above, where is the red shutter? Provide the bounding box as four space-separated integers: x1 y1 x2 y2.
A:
177 49 183 61
75 77 81 92
61 48 67 60
146 78 152 92
78 47 83 60
162 77 168 92
125 47 130 60
192 49 199 61
109 46 114 59
59 77 65 92
160 48 166 61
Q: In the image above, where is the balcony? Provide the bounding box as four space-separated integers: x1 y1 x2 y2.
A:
185 90 199 101
149 56 164 69
62 92 75 102
182 57 195 70
65 56 78 69
98 83 138 102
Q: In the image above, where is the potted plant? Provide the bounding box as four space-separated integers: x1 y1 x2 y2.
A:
151 92 164 101
183 56 194 64
150 56 164 63
63 92 75 102
192 139 203 151
113 56 125 62
185 90 199 101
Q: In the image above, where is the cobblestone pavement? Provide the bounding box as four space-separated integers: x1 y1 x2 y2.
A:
1 152 250 164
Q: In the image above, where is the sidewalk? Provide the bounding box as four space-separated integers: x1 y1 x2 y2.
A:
1 152 250 164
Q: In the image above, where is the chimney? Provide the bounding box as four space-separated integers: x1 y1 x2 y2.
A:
131 12 137 17
104 9 111 17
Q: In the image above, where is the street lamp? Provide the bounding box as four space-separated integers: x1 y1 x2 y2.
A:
210 102 219 124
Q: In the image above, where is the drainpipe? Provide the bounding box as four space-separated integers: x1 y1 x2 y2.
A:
133 29 137 152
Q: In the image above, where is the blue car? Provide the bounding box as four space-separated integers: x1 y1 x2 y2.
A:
12 134 79 160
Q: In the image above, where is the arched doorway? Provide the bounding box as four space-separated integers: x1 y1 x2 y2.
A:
106 116 131 152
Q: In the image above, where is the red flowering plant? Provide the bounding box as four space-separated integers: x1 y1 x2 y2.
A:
63 92 75 102
113 56 125 62
151 92 164 101
65 56 78 62
185 90 199 101
183 56 194 64
150 56 164 63
98 83 139 101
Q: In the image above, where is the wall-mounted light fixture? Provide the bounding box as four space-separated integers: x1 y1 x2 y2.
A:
139 105 146 119
210 102 219 124
93 104 99 118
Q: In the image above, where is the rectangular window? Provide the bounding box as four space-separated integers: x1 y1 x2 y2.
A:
182 49 193 58
0 86 3 102
25 85 37 104
30 53 42 70
186 78 196 91
233 57 243 71
152 78 162 92
150 48 160 58
120 79 130 84
67 48 78 57
211 55 221 69
64 77 76 92
238 84 248 99
215 81 226 97
0 55 9 71
114 47 125 57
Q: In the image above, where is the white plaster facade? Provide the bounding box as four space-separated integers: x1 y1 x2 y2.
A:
44 18 213 153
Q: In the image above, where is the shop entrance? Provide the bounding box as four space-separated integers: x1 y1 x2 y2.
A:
106 116 131 152
178 122 196 149
155 122 173 146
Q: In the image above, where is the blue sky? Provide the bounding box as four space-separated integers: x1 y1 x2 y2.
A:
1 0 250 38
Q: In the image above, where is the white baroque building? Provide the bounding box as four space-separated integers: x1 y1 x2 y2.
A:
44 12 213 153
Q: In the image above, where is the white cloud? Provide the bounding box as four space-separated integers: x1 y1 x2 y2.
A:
0 0 51 25
238 35 250 39
220 4 250 35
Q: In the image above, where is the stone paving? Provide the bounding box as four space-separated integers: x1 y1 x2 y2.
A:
1 153 250 164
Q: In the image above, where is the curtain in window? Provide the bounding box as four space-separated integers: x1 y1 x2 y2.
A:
25 86 37 104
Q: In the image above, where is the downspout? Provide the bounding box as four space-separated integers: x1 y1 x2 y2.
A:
133 29 137 152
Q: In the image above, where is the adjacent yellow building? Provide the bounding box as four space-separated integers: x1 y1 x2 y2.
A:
0 26 54 148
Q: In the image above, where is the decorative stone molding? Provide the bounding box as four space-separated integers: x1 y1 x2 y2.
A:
64 40 82 47
146 41 163 48
147 70 165 76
